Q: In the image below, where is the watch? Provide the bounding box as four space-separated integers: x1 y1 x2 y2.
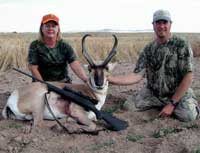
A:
170 99 178 107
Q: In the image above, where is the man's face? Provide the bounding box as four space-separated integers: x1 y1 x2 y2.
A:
153 20 171 39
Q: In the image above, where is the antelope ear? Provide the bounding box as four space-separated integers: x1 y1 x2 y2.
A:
107 62 117 72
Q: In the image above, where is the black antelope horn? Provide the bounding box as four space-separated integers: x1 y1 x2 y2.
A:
102 34 118 66
82 34 95 67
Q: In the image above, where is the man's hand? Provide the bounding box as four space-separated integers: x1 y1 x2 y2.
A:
158 103 175 118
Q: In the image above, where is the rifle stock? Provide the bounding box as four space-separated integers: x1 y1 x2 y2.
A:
13 68 128 131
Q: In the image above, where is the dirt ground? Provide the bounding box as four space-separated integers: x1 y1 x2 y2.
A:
0 58 200 153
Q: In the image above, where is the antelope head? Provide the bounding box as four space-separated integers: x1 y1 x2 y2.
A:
82 34 118 90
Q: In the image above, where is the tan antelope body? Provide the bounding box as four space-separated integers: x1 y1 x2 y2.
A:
2 34 118 133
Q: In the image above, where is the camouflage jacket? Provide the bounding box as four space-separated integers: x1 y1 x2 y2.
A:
28 39 77 81
134 35 194 97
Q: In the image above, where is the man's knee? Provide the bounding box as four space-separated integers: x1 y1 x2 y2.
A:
175 110 198 122
122 95 148 111
134 94 148 110
175 97 199 122
135 102 145 110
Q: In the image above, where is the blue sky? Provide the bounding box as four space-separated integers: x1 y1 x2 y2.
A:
0 0 200 32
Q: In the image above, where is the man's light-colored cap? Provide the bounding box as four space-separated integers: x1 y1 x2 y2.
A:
153 9 172 23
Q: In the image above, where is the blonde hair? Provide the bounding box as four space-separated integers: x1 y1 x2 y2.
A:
38 23 62 42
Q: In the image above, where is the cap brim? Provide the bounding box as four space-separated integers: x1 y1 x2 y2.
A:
153 16 172 22
42 19 59 24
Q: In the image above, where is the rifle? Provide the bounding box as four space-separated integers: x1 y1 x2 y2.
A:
13 68 128 131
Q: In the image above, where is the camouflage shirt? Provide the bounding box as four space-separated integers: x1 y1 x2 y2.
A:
134 35 193 97
28 39 77 81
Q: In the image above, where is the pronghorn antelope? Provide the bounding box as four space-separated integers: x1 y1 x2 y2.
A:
2 34 118 133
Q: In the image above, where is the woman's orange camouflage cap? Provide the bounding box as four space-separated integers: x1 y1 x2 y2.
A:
41 14 59 24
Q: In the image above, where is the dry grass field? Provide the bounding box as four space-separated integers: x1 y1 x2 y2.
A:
0 32 200 153
0 32 200 72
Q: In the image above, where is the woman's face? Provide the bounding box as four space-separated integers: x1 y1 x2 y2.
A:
41 21 59 39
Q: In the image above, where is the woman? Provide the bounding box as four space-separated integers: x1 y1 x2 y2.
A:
28 13 87 83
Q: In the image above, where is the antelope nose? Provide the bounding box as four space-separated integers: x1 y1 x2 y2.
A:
95 79 104 87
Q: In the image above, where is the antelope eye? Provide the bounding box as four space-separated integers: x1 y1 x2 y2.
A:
105 66 109 71
88 65 92 72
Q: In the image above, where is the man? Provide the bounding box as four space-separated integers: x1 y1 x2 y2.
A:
108 9 199 122
28 14 88 83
